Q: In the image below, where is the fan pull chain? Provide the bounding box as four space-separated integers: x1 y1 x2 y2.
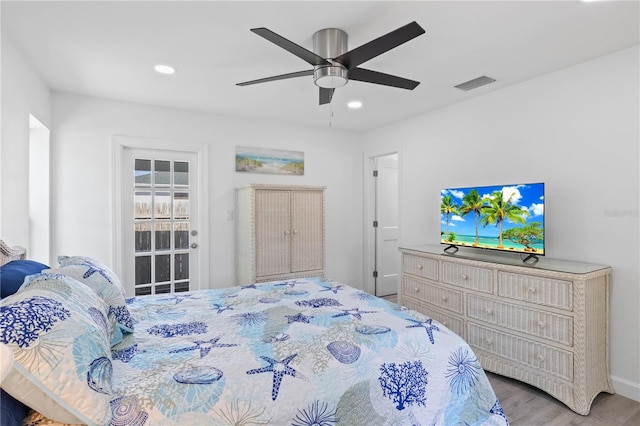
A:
329 102 334 128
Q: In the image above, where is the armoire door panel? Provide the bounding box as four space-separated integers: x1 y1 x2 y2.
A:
255 190 291 276
290 190 324 272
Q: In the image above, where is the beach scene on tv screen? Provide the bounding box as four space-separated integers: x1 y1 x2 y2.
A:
441 183 545 255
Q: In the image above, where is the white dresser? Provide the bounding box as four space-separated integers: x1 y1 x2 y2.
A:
236 184 325 285
399 244 613 415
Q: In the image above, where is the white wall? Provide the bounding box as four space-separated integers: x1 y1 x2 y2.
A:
1 34 51 249
362 46 640 401
50 93 364 289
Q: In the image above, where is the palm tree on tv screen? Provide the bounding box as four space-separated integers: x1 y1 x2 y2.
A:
441 194 460 236
480 190 529 248
459 189 485 246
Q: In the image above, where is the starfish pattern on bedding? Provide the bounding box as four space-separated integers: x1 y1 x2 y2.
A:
405 318 440 344
320 284 344 294
169 337 239 358
285 313 314 324
332 307 377 320
246 354 301 400
158 294 194 304
275 280 302 288
82 264 113 283
211 303 234 314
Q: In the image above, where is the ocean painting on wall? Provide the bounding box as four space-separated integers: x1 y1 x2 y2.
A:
441 182 545 255
235 146 304 175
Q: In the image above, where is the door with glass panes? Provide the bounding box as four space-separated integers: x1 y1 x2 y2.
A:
123 148 199 296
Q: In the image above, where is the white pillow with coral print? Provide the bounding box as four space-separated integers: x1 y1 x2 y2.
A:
0 283 112 425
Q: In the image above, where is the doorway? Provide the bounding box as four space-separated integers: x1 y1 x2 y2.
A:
365 152 400 297
28 115 50 265
113 136 209 297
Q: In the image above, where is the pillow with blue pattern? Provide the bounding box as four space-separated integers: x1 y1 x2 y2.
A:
0 278 113 425
57 255 126 296
44 263 134 335
22 272 123 347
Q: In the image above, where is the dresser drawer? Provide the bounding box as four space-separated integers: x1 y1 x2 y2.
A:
468 322 573 381
402 276 463 314
498 272 573 311
403 254 438 280
441 262 493 293
403 297 465 338
468 295 573 346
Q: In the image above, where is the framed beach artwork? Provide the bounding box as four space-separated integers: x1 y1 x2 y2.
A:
235 146 304 175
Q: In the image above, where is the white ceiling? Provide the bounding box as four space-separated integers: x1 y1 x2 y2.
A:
2 1 638 132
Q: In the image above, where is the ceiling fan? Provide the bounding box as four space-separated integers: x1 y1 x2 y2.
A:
237 21 425 105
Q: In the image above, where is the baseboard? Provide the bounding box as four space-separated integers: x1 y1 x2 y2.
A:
611 375 640 402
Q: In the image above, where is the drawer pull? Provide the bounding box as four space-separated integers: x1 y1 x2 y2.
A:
528 286 536 294
536 354 545 362
417 264 423 270
485 308 493 315
537 321 546 328
485 339 492 346
441 295 448 302
461 274 468 280
414 287 420 293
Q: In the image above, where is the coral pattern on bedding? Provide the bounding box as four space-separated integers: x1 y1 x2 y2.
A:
23 277 509 426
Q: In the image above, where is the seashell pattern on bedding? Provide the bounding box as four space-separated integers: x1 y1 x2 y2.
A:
21 277 509 426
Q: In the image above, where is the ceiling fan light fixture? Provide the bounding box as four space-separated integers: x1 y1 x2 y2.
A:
314 65 348 88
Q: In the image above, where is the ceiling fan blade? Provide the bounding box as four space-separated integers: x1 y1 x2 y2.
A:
349 68 420 90
319 87 334 105
334 21 425 70
237 69 313 86
251 27 331 66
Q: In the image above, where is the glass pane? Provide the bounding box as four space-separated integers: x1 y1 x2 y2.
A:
174 161 188 186
175 282 189 293
156 284 171 294
134 191 152 219
155 254 171 282
175 253 189 280
155 222 171 251
174 192 189 219
155 160 170 185
135 286 152 296
154 191 171 219
135 159 151 185
174 222 189 249
135 222 151 252
135 256 151 285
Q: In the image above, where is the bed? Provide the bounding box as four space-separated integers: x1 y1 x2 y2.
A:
0 244 508 426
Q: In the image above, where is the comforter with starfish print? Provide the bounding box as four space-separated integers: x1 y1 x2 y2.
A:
90 277 508 425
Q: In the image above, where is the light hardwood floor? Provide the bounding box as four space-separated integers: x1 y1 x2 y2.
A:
382 293 640 425
487 372 639 426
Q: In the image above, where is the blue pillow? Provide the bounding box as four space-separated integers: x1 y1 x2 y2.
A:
1 389 29 426
0 260 49 299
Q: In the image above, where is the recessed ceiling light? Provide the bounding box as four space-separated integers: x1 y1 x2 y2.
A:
347 100 363 109
154 64 176 75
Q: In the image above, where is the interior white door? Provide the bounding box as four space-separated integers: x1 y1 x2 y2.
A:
122 148 199 296
375 154 399 296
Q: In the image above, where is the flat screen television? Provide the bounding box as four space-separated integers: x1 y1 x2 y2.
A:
440 182 545 260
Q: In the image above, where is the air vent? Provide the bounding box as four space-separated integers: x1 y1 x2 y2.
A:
454 76 496 91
